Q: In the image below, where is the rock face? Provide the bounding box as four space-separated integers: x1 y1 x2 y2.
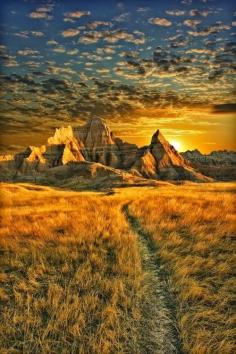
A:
78 118 114 148
0 117 214 183
75 117 138 169
0 154 16 179
48 126 77 145
131 130 211 181
182 149 236 180
47 125 85 165
132 149 158 179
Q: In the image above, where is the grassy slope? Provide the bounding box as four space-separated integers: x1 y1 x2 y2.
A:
0 182 235 353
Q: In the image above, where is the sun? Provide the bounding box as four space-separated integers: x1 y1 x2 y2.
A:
169 139 182 151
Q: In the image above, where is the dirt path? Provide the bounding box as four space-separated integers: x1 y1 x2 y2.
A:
122 203 182 354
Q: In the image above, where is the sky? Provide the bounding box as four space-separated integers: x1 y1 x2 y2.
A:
0 0 235 153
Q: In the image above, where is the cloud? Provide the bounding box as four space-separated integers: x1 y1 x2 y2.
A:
0 67 233 142
48 66 77 76
1 55 18 67
116 2 125 11
166 10 185 16
41 78 73 95
29 12 49 19
188 23 230 36
212 103 236 113
63 18 76 24
148 17 172 26
52 46 66 53
61 29 80 37
96 47 116 55
64 11 90 19
0 74 36 86
208 69 224 80
137 7 150 12
186 48 212 54
14 31 29 39
67 48 79 55
1 0 235 147
14 30 45 38
113 12 130 22
96 68 110 74
189 9 209 17
86 21 112 30
24 61 40 69
168 34 189 47
31 31 44 37
104 30 145 44
17 49 39 56
28 5 53 20
152 47 193 77
183 19 201 28
119 51 139 58
181 0 192 4
47 40 58 46
36 7 52 13
79 29 145 45
79 31 103 44
0 45 7 53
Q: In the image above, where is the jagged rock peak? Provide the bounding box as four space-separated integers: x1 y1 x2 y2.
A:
48 126 75 145
151 129 168 145
84 117 114 148
27 145 46 163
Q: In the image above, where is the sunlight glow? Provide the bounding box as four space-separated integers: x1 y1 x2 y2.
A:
169 139 182 151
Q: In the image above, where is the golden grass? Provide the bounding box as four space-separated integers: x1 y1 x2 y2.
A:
130 182 236 354
0 183 146 353
0 182 235 353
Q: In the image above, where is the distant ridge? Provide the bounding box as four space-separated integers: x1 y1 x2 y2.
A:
182 149 236 180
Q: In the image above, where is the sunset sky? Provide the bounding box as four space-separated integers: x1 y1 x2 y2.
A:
0 0 235 153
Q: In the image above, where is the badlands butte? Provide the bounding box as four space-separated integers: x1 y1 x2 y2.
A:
0 117 235 188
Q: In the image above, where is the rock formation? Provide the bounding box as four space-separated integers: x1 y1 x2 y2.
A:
182 149 236 180
75 117 138 168
0 117 215 184
130 129 210 181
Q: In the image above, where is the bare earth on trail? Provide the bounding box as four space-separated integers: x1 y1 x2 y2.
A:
0 182 235 354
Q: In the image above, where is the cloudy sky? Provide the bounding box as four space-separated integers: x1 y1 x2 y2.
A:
0 0 235 153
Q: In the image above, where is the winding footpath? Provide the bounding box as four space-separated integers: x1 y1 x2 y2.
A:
122 203 182 354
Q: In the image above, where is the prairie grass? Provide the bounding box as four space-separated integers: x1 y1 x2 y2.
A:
130 182 236 354
0 183 146 354
0 182 235 354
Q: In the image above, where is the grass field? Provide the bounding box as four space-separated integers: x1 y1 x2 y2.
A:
0 182 235 354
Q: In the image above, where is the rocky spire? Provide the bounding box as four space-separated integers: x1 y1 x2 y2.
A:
47 126 83 147
151 129 168 146
130 127 211 181
83 117 114 148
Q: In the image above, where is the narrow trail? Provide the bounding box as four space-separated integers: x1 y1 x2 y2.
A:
122 203 182 354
